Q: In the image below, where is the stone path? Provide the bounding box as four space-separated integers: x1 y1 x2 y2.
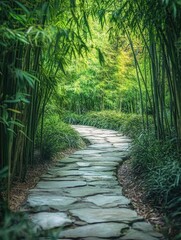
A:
23 125 164 239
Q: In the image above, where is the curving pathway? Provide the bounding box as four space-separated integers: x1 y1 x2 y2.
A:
23 125 164 240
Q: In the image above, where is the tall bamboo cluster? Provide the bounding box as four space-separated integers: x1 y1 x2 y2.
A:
109 0 181 144
0 1 53 203
0 0 100 204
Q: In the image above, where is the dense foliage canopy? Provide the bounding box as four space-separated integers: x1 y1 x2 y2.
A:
0 0 181 238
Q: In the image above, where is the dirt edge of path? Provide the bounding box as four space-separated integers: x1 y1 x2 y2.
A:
118 159 167 236
9 148 77 211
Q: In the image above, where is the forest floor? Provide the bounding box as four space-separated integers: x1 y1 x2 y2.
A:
118 160 165 232
9 149 77 211
10 144 165 234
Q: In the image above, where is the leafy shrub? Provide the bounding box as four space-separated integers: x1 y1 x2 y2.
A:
131 133 168 173
63 111 84 125
0 209 62 240
0 211 38 239
146 159 181 203
166 196 181 239
131 133 181 200
120 114 151 138
63 111 123 129
36 115 85 160
131 132 181 238
62 110 147 137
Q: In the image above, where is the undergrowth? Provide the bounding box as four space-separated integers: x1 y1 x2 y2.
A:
0 208 62 240
36 114 85 160
131 134 181 239
63 110 145 138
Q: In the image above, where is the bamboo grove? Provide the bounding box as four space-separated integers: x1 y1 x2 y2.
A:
0 0 94 204
114 0 181 144
0 0 181 206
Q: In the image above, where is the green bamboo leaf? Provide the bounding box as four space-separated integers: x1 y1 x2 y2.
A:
172 2 177 17
15 68 39 88
7 108 21 114
15 92 30 104
97 48 105 66
19 130 32 142
9 12 26 24
9 120 24 128
21 98 30 104
98 9 106 28
14 1 30 15
4 99 20 104
83 12 92 37
0 117 8 126
58 58 66 74
70 0 76 8
7 128 16 135
71 10 79 26
6 28 15 37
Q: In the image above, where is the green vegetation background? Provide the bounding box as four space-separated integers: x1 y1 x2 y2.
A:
0 0 181 239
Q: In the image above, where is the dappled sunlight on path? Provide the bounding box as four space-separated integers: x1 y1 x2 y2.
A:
22 125 164 240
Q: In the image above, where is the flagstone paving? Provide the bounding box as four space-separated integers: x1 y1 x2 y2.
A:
23 125 164 239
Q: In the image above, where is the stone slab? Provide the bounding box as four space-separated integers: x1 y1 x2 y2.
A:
41 176 83 181
59 223 129 238
60 157 81 163
70 208 143 224
63 186 121 197
74 150 106 155
82 175 117 181
27 195 77 207
82 156 121 162
121 229 162 240
36 181 86 189
88 144 113 148
81 161 119 167
133 221 154 232
132 222 163 238
77 166 115 172
84 194 130 207
76 162 91 167
87 180 120 188
45 170 111 177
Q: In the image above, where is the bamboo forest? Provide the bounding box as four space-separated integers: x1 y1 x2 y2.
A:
0 0 181 239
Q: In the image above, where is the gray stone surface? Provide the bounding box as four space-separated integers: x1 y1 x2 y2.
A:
82 175 117 181
59 223 129 238
133 221 154 232
22 125 164 240
88 143 113 148
121 229 161 240
77 166 114 172
62 186 121 197
86 180 120 188
76 162 91 167
36 181 86 189
70 208 142 223
74 149 106 155
84 194 130 207
27 195 77 207
82 156 121 162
